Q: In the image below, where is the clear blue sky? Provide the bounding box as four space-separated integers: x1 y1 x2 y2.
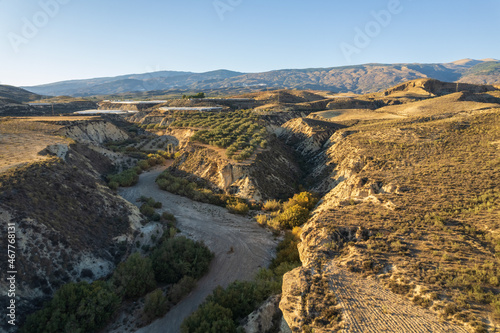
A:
0 0 499 86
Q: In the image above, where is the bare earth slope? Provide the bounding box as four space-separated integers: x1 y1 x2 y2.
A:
119 168 278 333
328 265 468 333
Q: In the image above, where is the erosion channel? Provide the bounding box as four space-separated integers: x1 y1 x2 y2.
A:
118 166 278 333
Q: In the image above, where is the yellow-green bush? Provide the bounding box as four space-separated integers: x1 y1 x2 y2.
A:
262 199 281 211
274 204 310 229
227 202 249 215
283 191 318 210
255 214 269 226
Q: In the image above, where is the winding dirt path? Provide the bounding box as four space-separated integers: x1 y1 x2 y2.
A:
324 265 469 333
118 167 278 333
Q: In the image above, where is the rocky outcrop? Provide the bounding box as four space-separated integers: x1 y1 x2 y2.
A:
59 120 129 144
242 295 283 333
172 138 301 201
281 265 341 332
277 118 345 157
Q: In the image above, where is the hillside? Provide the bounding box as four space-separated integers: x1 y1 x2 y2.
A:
0 118 150 332
459 61 500 85
0 85 42 103
275 83 500 332
20 59 500 97
2 78 500 332
22 70 244 97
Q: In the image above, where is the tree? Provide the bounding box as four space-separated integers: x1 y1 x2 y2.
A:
22 281 120 333
150 236 213 284
142 289 168 323
181 302 235 333
113 253 156 298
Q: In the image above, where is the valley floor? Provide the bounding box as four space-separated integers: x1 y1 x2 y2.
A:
118 167 278 333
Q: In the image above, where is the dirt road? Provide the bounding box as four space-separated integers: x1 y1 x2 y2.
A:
119 167 278 333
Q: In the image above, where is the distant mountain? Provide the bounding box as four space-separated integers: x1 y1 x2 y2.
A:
21 59 500 97
458 61 500 85
0 85 42 103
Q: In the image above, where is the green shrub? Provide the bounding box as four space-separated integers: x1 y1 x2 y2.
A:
169 276 197 304
206 281 272 322
137 160 150 170
161 211 176 223
142 289 168 323
21 281 120 333
108 168 139 187
112 253 156 299
156 170 220 205
108 181 119 191
271 231 301 269
150 236 213 284
140 204 156 218
180 302 235 333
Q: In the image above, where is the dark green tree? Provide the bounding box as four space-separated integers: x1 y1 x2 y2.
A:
112 252 156 298
180 302 235 333
150 236 213 284
22 281 120 333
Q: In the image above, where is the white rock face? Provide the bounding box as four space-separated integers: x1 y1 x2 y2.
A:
242 295 282 333
60 121 129 144
45 144 69 160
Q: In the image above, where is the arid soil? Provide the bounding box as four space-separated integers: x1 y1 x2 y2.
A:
0 119 69 173
119 167 278 333
325 265 469 333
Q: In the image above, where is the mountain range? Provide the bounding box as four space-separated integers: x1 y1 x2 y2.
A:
19 58 500 97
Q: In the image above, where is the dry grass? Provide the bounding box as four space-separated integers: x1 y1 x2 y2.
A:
0 118 72 173
375 92 499 117
316 107 500 329
310 108 403 121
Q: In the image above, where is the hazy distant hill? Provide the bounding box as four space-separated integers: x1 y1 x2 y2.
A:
21 59 500 97
0 85 42 104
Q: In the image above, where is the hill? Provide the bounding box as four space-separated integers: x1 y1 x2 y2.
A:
459 61 500 84
22 70 244 97
20 59 500 97
0 85 42 103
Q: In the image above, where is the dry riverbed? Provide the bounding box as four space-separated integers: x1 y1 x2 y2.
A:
118 166 278 333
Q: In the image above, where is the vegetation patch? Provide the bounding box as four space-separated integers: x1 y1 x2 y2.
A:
22 231 214 332
181 228 302 333
170 110 268 161
257 192 319 230
21 281 121 333
107 150 171 189
156 169 252 215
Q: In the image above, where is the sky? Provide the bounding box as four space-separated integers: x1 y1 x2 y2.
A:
0 0 499 86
